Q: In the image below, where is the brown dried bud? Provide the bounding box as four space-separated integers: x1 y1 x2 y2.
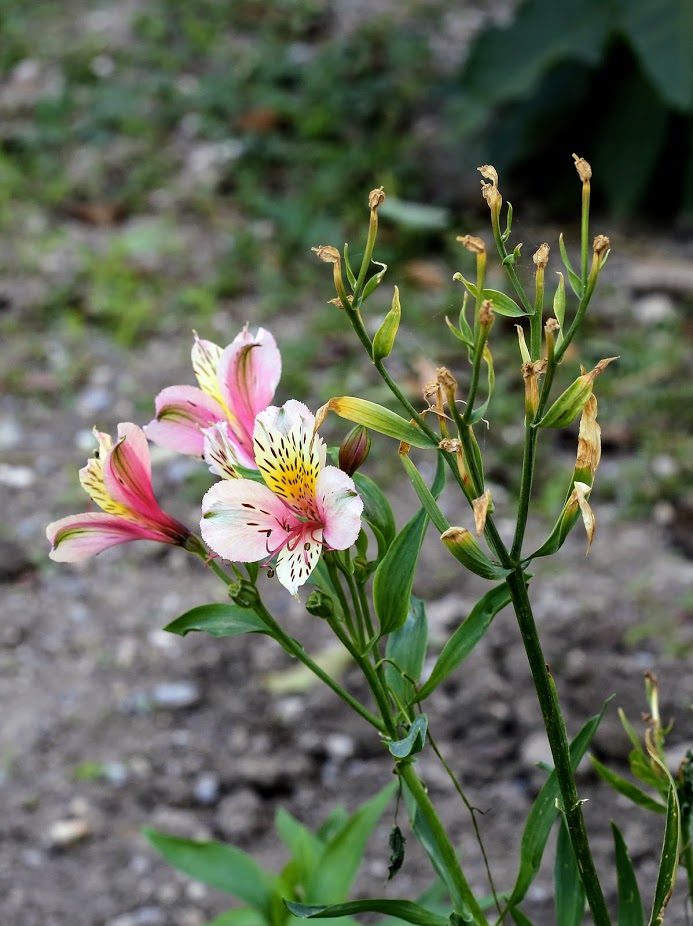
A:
533 243 550 269
456 234 486 254
575 394 601 481
338 425 371 477
545 317 560 335
478 164 502 213
522 358 547 417
423 381 440 401
593 235 610 257
368 187 385 210
473 491 492 536
312 245 341 265
328 294 353 307
436 367 457 393
439 438 461 453
479 299 495 329
573 153 592 182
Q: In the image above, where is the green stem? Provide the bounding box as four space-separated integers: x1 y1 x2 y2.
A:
490 211 533 315
581 182 590 287
530 271 544 362
326 558 361 645
353 211 379 302
397 762 490 926
504 570 611 926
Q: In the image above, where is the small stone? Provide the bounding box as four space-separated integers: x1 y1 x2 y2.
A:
193 771 220 806
217 788 264 839
324 733 355 760
148 808 211 842
103 761 129 787
152 681 202 710
0 464 35 488
47 818 92 848
106 907 166 926
521 731 552 770
633 293 675 325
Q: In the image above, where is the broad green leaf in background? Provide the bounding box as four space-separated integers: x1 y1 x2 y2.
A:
554 817 585 926
144 829 286 923
285 899 448 926
611 823 645 926
506 700 609 909
385 596 428 710
305 784 396 904
614 0 693 110
373 509 429 637
163 604 272 638
414 584 512 703
205 910 268 926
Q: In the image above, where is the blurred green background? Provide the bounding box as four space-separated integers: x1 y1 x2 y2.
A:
2 0 693 537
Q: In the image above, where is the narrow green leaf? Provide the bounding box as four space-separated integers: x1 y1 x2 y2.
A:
445 316 474 349
469 346 495 424
589 756 666 814
554 817 585 926
373 509 429 636
388 714 428 759
306 784 396 903
163 604 272 638
559 234 583 298
507 700 610 908
286 899 448 926
343 243 357 291
456 275 528 317
144 829 282 918
612 823 645 926
353 472 397 554
385 596 429 709
400 454 449 533
648 776 681 926
205 910 268 926
323 397 436 449
510 909 536 926
275 808 323 886
361 260 388 300
415 584 512 702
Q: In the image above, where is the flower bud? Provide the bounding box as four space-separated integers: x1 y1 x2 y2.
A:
305 589 336 619
457 234 486 254
478 164 502 215
533 243 550 270
369 186 385 210
593 235 610 258
572 153 592 183
228 579 260 610
338 425 371 476
372 286 401 362
440 526 509 579
312 245 341 265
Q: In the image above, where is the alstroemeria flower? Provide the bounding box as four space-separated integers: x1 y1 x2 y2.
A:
145 327 281 469
47 423 192 562
201 401 363 596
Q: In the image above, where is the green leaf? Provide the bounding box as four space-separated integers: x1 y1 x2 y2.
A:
509 909 536 926
461 0 610 105
205 910 268 926
322 397 437 449
559 234 583 298
378 196 450 231
343 243 357 291
614 0 693 110
456 275 529 317
469 346 495 424
554 817 585 926
589 756 667 814
612 823 645 926
399 453 449 533
163 604 272 638
506 700 609 908
144 829 283 920
415 584 512 702
275 808 323 887
353 472 396 557
648 775 681 926
285 899 448 926
373 509 429 636
385 596 429 710
388 714 428 759
306 784 396 903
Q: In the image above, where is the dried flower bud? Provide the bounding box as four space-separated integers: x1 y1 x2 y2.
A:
479 299 495 329
312 245 341 265
478 164 502 213
436 367 457 393
457 234 486 254
533 243 550 269
575 394 601 482
338 425 371 477
473 491 492 536
328 294 353 307
522 358 547 417
369 186 385 210
423 381 440 401
572 153 592 183
545 317 560 335
438 438 461 453
593 235 610 257
565 481 595 553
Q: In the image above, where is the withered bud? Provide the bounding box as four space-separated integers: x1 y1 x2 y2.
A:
423 380 440 401
328 294 353 307
312 245 341 265
338 425 371 477
436 367 458 393
522 358 547 417
457 234 486 254
572 153 592 183
479 299 495 329
478 164 498 185
533 243 550 269
575 394 601 479
593 235 610 257
368 186 385 210
478 164 502 212
439 438 461 453
473 491 492 536
545 317 560 334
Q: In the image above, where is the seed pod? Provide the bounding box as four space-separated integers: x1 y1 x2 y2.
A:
372 286 401 362
440 526 510 580
536 357 617 429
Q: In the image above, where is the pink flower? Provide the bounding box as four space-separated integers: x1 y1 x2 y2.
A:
47 423 192 562
145 327 281 469
201 401 363 596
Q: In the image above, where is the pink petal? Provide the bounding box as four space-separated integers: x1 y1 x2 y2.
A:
47 512 171 562
255 399 314 438
202 422 242 480
145 385 226 455
275 525 324 596
201 479 297 563
315 466 363 550
218 328 281 448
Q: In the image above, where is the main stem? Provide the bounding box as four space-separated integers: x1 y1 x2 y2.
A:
505 570 611 926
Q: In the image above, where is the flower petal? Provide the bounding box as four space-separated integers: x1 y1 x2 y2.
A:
145 385 226 455
218 327 282 446
201 479 297 563
202 422 241 480
315 466 363 550
275 525 324 596
253 401 326 514
47 512 170 562
192 336 226 408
